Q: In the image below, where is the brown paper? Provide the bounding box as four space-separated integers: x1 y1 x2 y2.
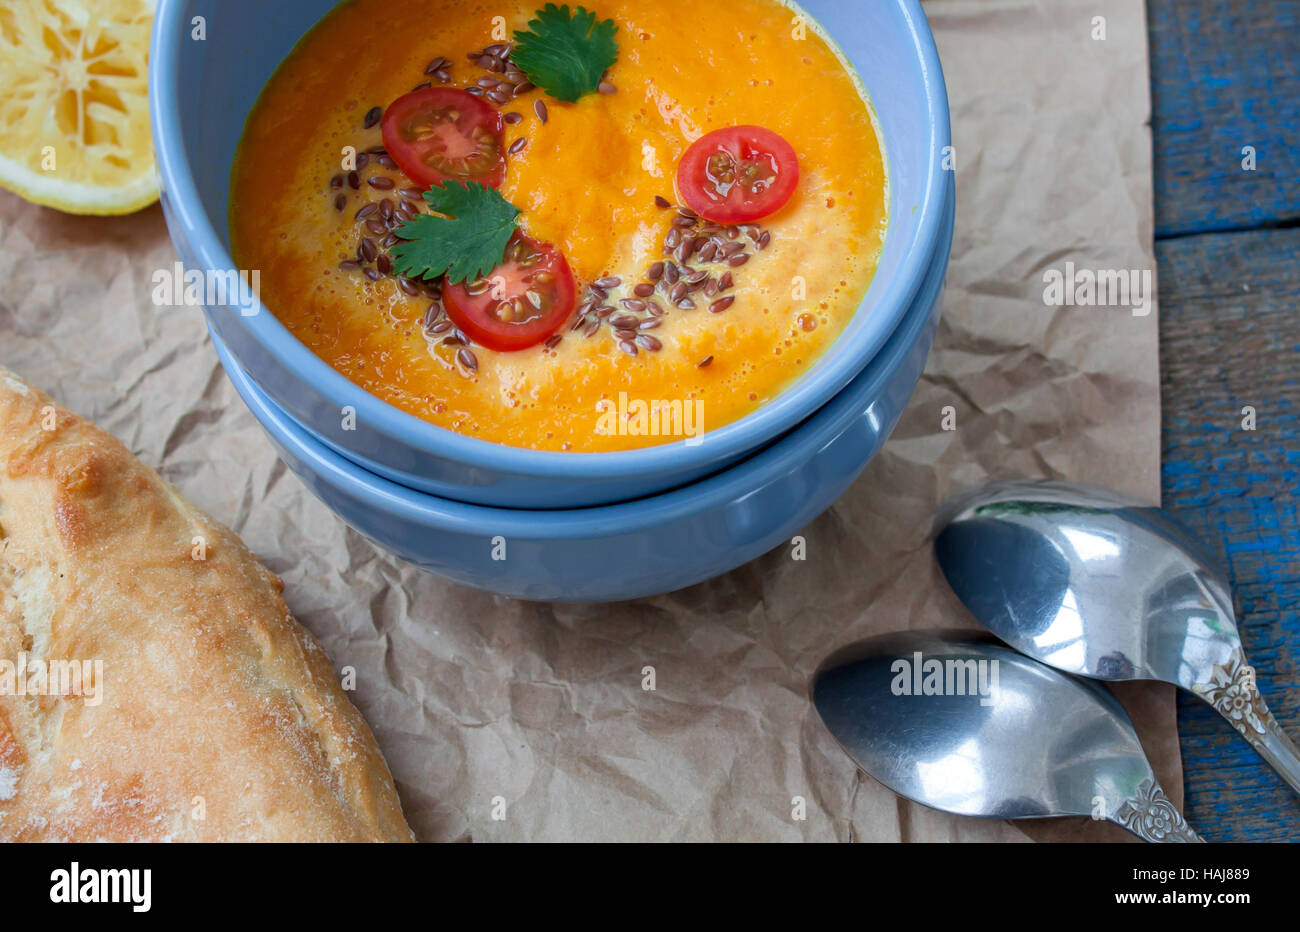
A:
0 0 1171 841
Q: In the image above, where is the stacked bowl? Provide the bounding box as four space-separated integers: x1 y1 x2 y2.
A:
149 0 954 601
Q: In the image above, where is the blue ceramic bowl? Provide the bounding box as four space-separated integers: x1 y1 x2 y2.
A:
151 0 951 509
212 189 953 602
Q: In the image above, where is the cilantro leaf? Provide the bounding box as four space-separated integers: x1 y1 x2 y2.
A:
512 4 619 104
390 182 521 284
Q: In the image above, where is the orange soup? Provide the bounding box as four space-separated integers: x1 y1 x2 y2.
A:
231 0 887 452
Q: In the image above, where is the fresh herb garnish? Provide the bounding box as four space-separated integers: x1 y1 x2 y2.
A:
512 4 619 104
390 182 521 284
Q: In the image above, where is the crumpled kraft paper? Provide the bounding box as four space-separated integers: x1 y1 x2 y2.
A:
0 0 1172 841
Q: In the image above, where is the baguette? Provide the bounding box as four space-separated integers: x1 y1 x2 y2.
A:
0 366 413 841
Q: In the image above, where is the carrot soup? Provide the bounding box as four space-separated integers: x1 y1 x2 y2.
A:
231 0 887 452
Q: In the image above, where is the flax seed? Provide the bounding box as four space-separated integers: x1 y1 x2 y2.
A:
710 296 736 313
363 106 382 128
534 100 549 124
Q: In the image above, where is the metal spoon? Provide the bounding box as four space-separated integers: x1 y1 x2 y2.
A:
934 479 1300 796
813 629 1201 841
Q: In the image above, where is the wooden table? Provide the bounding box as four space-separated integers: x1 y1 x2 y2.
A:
1149 0 1300 841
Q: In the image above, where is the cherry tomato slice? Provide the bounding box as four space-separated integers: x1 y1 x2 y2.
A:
676 125 800 224
381 87 507 189
442 233 577 353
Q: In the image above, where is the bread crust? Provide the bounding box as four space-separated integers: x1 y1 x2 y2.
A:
0 366 413 841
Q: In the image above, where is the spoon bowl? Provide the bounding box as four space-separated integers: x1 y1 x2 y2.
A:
813 629 1200 841
935 479 1300 796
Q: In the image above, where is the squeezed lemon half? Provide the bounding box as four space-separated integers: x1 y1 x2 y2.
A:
0 0 158 215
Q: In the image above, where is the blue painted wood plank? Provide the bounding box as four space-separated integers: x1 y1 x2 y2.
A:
1156 226 1300 841
1148 0 1300 237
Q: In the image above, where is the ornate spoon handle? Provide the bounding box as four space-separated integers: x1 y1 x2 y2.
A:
1193 649 1300 796
1110 777 1204 842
